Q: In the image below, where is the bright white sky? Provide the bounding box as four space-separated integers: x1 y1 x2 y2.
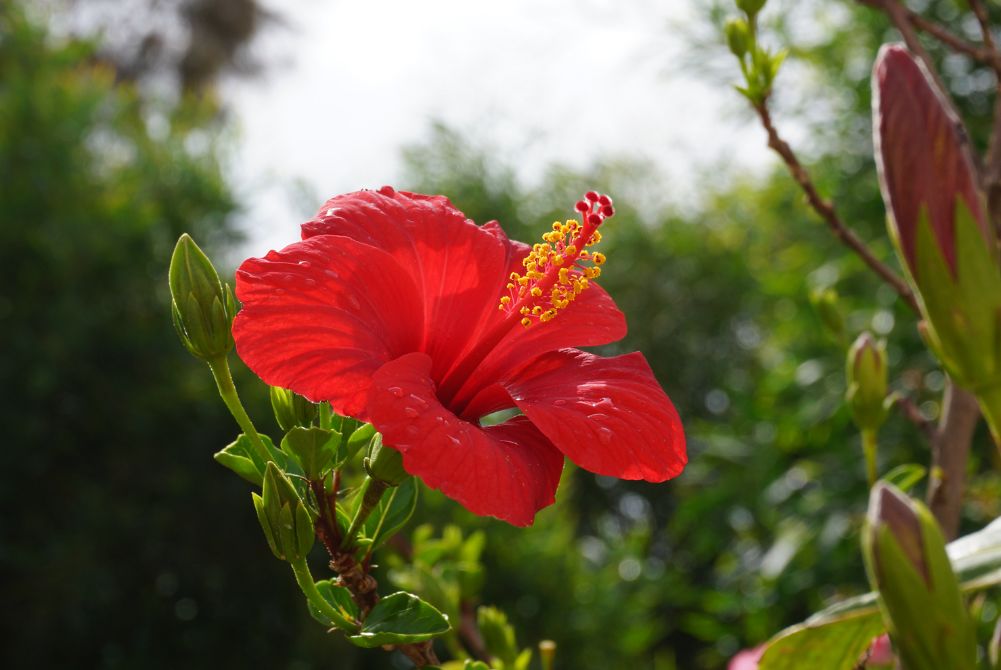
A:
223 0 772 255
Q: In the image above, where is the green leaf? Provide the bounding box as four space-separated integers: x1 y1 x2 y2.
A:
759 515 1001 670
348 592 450 648
759 610 885 670
880 464 926 493
346 422 376 460
464 662 493 670
308 579 359 627
214 433 299 487
281 426 343 479
361 476 418 552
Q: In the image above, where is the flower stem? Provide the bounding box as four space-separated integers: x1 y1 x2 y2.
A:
862 429 879 488
976 385 1001 453
341 476 389 550
290 557 358 632
207 355 272 466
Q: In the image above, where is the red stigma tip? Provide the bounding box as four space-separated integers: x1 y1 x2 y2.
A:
597 194 611 206
587 213 602 225
575 200 589 213
585 191 599 202
601 205 614 217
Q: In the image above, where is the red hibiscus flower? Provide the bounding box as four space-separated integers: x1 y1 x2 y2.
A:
233 187 686 525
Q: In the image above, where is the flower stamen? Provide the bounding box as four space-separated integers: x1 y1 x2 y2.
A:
500 191 614 327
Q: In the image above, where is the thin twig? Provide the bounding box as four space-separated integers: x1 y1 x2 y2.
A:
856 0 1000 70
752 101 920 313
968 0 997 54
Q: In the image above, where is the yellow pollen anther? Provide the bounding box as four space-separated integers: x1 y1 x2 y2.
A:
497 200 611 325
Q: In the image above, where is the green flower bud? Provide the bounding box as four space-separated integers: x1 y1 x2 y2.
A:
862 483 975 670
168 233 237 361
252 462 316 562
725 18 750 59
363 433 409 487
846 332 889 433
270 386 319 431
736 0 767 18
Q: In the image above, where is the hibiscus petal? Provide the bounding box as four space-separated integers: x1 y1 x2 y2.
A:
369 352 564 526
503 348 686 481
233 234 423 417
445 284 627 415
303 187 509 381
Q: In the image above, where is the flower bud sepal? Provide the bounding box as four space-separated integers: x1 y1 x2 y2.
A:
910 204 1001 444
364 433 409 487
252 462 316 562
270 386 319 431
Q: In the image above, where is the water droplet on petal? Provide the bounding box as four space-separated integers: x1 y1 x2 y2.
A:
404 407 419 418
388 387 404 398
347 295 361 311
588 413 609 422
324 269 340 280
405 426 419 437
408 394 428 408
598 427 614 444
298 260 311 268
448 435 461 447
554 399 567 407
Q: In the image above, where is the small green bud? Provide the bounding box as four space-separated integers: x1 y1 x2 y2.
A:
725 18 750 59
270 386 319 431
809 287 845 339
253 462 315 562
862 483 975 670
168 234 236 361
846 332 889 433
363 433 409 486
736 0 767 17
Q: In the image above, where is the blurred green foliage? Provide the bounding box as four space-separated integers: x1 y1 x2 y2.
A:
7 0 1001 669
